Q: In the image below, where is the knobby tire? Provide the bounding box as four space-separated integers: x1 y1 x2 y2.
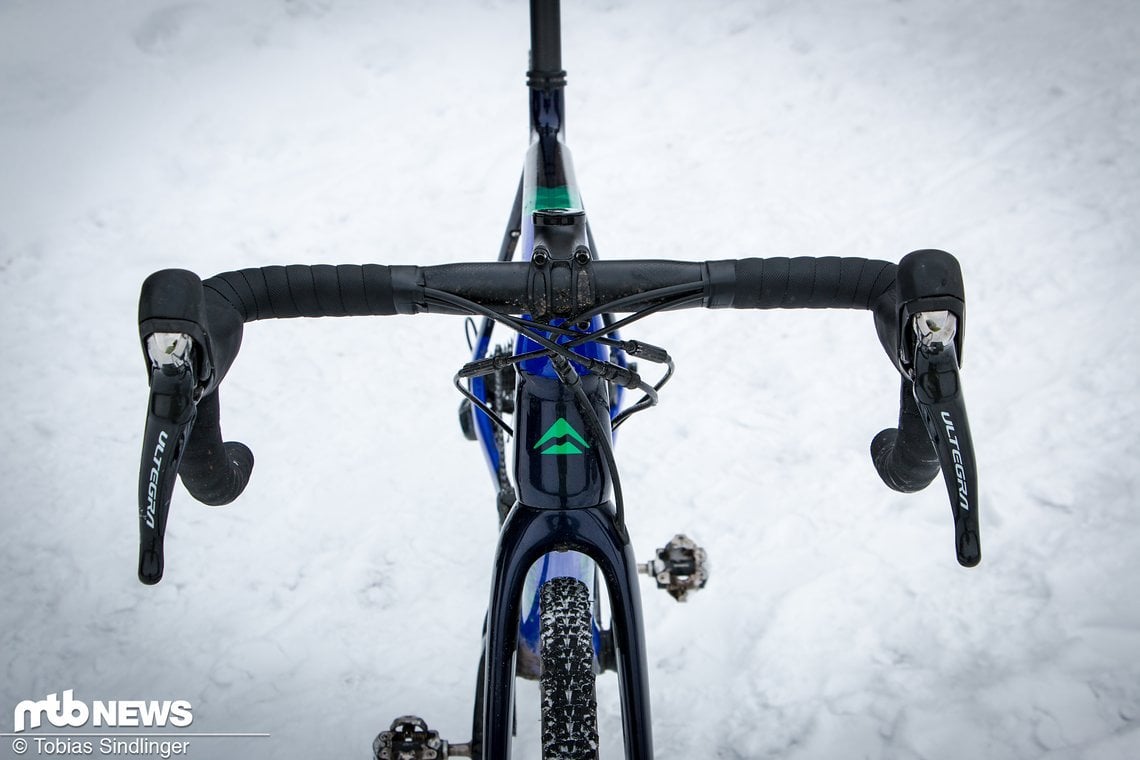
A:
540 577 600 760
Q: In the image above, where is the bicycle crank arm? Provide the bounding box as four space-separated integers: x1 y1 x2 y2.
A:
137 334 199 585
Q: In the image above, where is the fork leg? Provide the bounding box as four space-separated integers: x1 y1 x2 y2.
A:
481 503 654 760
576 506 655 760
482 506 543 760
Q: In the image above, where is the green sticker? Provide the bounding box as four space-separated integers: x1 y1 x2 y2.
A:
530 185 583 213
534 417 590 455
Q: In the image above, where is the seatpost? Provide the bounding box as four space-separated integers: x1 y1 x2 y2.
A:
529 0 563 81
528 0 566 138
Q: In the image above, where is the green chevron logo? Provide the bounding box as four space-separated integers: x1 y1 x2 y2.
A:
533 417 590 455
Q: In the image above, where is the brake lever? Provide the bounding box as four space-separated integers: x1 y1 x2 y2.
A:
909 310 980 567
874 250 981 567
138 333 199 585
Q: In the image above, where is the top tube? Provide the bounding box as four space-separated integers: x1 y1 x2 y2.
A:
522 141 583 216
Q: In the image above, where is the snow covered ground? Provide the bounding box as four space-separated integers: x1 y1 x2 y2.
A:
2 0 1138 758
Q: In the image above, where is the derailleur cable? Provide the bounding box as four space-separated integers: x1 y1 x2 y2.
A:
436 286 695 435
430 282 702 539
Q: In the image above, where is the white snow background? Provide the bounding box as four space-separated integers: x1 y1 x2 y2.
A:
1 0 1138 758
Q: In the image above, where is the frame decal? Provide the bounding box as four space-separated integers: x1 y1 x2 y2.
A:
534 417 590 455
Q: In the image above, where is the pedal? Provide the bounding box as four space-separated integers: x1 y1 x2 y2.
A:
373 716 469 759
638 534 709 602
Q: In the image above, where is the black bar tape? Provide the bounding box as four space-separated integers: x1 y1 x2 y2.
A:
704 260 737 309
311 264 342 315
337 264 368 315
203 264 399 322
179 389 253 506
728 257 896 310
202 259 895 323
871 378 940 492
361 264 397 314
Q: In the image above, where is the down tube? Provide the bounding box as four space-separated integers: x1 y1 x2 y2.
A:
482 503 653 760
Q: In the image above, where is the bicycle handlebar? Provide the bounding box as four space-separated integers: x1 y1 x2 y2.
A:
196 256 895 321
136 251 978 584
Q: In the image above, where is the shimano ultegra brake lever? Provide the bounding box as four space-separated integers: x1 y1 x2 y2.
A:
897 251 979 567
871 250 980 567
909 309 980 567
138 332 199 584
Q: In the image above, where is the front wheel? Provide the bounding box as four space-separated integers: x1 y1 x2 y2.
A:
540 577 600 760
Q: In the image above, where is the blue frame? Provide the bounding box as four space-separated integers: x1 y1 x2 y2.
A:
468 101 610 670
463 78 654 759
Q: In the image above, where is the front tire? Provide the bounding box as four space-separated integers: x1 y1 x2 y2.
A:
540 577 600 760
